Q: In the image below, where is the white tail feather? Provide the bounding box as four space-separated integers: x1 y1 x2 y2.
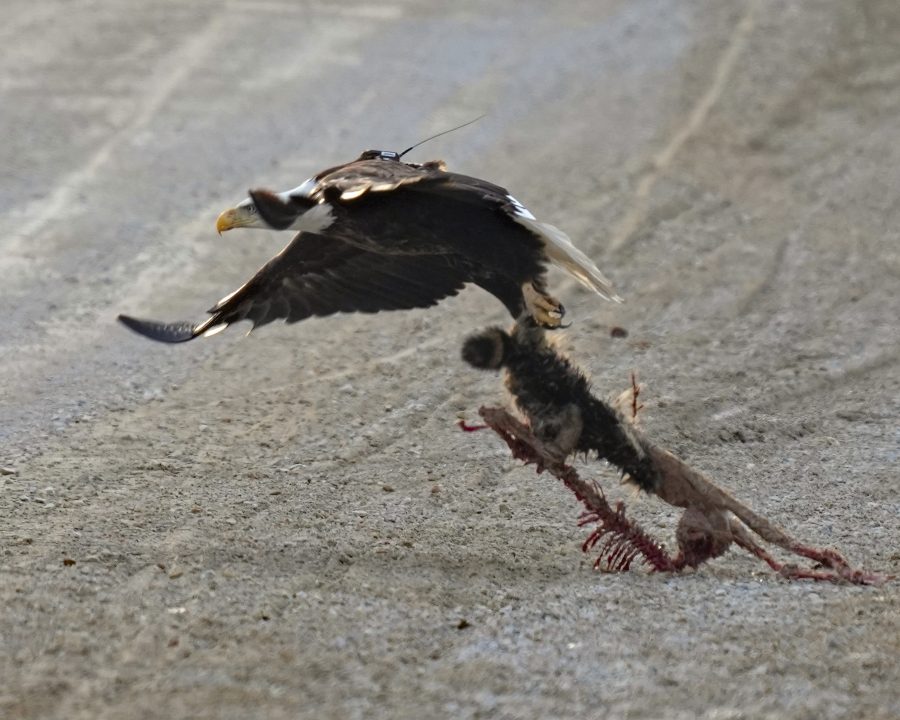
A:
515 215 622 302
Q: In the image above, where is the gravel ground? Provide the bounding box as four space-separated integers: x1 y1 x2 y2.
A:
2 1 898 718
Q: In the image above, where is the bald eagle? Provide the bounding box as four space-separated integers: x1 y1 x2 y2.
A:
118 151 620 343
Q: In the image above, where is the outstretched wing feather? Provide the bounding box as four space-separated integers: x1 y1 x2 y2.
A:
215 231 469 323
119 232 468 343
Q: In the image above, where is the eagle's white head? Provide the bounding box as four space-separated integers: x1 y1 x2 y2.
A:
216 179 331 234
215 196 263 232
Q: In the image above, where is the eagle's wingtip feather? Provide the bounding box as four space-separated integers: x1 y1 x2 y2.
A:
118 314 199 343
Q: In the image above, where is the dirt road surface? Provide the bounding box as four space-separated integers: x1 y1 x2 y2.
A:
2 1 898 718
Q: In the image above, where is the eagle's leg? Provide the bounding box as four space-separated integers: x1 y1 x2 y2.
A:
472 275 566 328
522 282 565 329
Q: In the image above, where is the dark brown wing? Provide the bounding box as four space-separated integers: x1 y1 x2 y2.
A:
404 171 523 215
311 158 448 202
118 232 467 343
314 159 526 221
311 160 566 294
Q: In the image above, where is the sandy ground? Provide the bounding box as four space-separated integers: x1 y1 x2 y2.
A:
2 1 899 718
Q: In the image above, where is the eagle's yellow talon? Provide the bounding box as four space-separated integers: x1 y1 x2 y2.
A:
522 283 566 328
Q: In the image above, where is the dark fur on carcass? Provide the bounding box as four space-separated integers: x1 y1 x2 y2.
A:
462 320 659 492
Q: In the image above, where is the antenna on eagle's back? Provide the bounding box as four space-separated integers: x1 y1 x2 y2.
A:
398 114 487 159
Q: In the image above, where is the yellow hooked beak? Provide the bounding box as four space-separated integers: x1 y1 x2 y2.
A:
216 206 256 234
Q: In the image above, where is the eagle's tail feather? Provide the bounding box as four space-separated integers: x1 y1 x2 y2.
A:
518 217 622 302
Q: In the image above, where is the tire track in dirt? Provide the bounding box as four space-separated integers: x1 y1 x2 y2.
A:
607 0 762 255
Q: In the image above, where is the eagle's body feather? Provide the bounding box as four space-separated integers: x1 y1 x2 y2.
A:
119 153 619 343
